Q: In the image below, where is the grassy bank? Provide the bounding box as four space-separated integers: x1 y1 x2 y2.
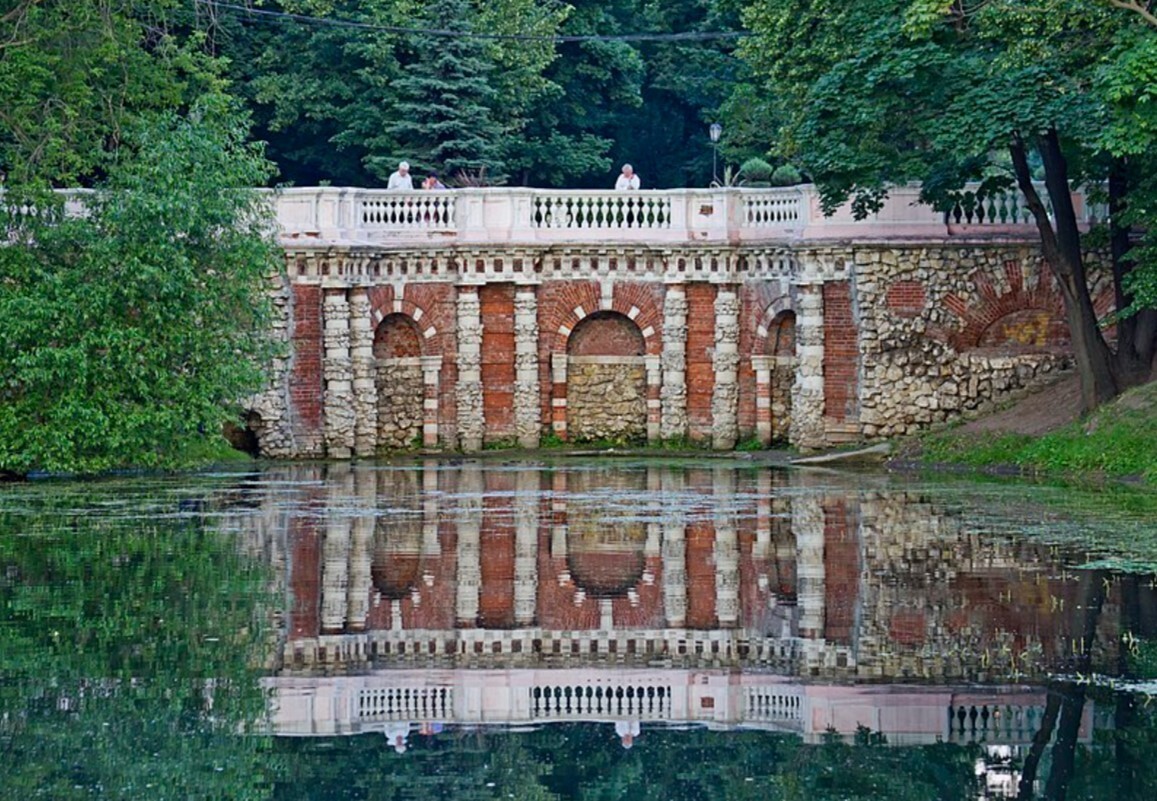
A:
913 380 1157 484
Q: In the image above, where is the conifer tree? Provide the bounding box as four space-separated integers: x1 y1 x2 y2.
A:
385 0 508 182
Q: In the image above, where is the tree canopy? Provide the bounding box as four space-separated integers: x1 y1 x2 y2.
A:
737 0 1157 409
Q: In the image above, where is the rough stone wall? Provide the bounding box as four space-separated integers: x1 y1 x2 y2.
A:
849 245 1093 439
247 276 296 457
566 361 647 442
376 362 423 449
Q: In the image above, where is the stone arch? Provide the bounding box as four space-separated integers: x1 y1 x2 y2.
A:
751 301 797 445
374 313 425 449
565 311 647 443
751 296 796 357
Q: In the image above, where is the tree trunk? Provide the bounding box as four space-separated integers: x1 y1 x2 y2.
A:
1009 131 1118 412
1018 691 1062 799
1109 156 1157 386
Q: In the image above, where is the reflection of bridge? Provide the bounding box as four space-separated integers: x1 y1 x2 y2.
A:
235 462 1133 682
266 668 1092 748
249 183 1109 457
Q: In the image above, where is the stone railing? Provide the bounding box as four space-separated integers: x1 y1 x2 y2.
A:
266 673 1095 744
272 183 1103 246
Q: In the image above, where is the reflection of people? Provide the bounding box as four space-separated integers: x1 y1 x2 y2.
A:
614 719 641 749
422 173 446 190
384 721 411 753
614 163 640 190
388 161 413 190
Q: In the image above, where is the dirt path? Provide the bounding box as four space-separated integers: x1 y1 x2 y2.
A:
955 372 1083 436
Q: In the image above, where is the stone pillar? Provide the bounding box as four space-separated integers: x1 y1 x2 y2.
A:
793 494 826 638
791 278 827 450
513 288 541 448
751 355 773 447
550 353 568 439
455 464 482 626
455 287 484 452
661 470 686 628
349 288 377 457
346 466 374 631
645 354 661 443
513 468 539 625
713 468 739 627
660 284 688 441
320 465 353 634
323 289 355 458
420 355 442 447
711 285 740 449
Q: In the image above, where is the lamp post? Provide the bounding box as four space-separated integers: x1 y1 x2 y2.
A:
709 123 722 186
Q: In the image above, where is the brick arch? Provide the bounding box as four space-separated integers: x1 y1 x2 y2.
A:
751 296 797 357
942 261 1072 351
551 297 660 356
369 297 439 344
373 313 424 358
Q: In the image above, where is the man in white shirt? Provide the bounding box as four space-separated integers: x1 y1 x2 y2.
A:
614 163 640 190
387 161 413 190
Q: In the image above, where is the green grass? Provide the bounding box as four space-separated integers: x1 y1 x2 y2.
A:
178 435 255 466
918 380 1157 484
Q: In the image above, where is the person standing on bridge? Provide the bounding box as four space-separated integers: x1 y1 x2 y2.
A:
615 163 640 190
387 161 413 190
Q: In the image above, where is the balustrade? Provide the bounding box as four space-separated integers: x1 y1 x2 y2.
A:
272 183 1099 246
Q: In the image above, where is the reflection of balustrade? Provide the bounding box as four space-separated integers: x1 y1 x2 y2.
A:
946 703 1045 745
531 684 670 720
359 686 452 721
744 687 803 723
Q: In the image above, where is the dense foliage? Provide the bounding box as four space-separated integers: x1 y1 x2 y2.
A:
737 0 1157 409
0 95 279 475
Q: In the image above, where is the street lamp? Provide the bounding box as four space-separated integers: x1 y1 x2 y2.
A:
709 123 722 186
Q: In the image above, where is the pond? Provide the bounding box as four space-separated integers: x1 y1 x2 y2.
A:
2 459 1156 799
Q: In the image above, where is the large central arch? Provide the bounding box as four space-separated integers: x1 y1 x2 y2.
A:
565 311 647 444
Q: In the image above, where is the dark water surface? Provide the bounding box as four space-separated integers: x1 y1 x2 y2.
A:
3 460 1157 799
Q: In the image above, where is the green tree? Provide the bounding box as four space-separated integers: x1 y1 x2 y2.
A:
386 0 509 181
0 94 279 475
0 0 219 186
738 0 1157 411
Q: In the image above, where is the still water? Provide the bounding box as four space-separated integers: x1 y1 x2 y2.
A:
2 459 1156 799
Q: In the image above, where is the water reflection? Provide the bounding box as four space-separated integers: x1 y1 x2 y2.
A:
3 461 1156 799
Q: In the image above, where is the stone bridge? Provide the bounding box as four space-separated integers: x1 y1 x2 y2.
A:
251 184 1109 456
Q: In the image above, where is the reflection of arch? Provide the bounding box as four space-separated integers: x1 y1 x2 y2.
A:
565 312 647 443
567 525 647 597
374 314 425 450
371 520 424 600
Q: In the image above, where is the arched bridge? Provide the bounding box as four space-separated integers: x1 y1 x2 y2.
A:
252 184 1108 456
